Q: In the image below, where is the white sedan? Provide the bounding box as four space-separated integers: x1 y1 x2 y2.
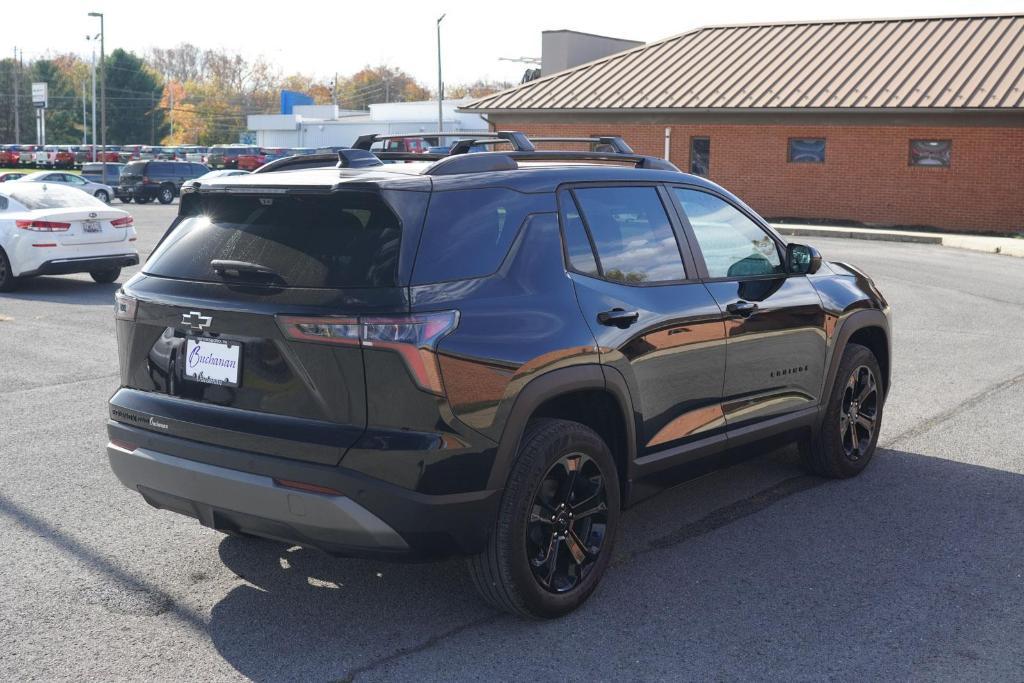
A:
16 170 115 203
0 182 139 292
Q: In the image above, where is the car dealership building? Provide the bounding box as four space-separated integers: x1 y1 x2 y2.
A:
464 15 1024 234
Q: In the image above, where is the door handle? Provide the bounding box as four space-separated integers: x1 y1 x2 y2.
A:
597 308 640 329
726 300 759 317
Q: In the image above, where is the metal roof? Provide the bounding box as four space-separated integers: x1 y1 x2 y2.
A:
464 15 1024 111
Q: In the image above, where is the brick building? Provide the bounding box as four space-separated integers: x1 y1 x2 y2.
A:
463 15 1024 234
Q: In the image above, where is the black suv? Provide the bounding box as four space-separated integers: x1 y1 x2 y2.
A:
116 160 210 204
106 133 891 618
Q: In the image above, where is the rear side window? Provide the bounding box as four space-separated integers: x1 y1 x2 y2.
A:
411 188 546 284
145 192 403 288
558 190 598 276
123 161 146 175
573 186 686 284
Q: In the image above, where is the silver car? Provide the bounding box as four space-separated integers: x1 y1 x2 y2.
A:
14 171 115 203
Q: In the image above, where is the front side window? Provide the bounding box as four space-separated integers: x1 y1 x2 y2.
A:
675 188 782 279
573 186 686 284
909 140 951 167
690 137 710 176
788 138 826 163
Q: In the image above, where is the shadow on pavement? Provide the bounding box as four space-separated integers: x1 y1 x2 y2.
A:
206 448 1024 681
1 277 121 305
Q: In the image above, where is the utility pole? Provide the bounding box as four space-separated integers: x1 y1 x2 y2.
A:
437 14 446 133
150 92 155 144
332 73 338 110
88 12 106 183
91 49 96 161
13 47 19 144
82 81 87 144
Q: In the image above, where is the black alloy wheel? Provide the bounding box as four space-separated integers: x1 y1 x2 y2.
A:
800 342 884 479
468 418 620 618
527 452 609 594
840 365 878 461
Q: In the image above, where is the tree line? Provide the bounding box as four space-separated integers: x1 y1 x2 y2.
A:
1 44 511 146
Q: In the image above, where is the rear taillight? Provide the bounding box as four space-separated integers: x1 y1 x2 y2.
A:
277 311 459 395
110 216 133 228
114 291 137 321
16 220 71 232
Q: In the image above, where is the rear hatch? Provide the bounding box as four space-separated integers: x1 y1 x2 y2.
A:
114 186 424 465
43 207 132 245
119 161 146 190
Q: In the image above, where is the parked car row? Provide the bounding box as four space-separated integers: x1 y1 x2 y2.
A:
2 140 436 173
0 144 212 169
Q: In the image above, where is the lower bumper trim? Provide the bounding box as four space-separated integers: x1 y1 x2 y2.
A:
107 444 410 553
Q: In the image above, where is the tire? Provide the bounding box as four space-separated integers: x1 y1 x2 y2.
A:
467 418 620 619
94 189 110 203
0 248 18 292
90 268 121 284
801 343 884 478
120 196 132 204
157 186 175 204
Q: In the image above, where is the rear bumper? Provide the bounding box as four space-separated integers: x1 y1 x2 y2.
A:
106 419 502 559
108 443 411 554
19 253 138 278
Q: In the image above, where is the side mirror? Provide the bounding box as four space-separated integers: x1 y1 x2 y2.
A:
786 243 822 275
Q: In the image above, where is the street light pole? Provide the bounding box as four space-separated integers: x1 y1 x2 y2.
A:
91 49 97 162
88 12 106 183
437 13 446 134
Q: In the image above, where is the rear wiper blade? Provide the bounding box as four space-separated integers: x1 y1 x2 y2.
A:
210 259 283 283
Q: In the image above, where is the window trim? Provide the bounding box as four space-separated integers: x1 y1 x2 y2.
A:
665 184 794 283
689 136 710 177
908 139 952 168
787 137 826 164
555 181 699 288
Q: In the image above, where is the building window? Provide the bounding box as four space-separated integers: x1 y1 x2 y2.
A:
788 138 825 163
909 140 951 167
690 137 710 176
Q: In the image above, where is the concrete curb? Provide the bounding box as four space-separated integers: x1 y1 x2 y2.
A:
773 224 1024 258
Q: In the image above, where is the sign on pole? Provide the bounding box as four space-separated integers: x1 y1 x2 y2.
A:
32 82 48 108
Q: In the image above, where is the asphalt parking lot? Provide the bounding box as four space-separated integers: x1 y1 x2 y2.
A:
2 202 1023 681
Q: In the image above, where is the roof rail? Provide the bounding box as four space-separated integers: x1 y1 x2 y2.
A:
352 130 535 152
252 149 382 174
530 136 634 154
426 151 679 175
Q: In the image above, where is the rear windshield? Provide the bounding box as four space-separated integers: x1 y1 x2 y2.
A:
123 161 147 175
144 192 403 288
5 183 108 210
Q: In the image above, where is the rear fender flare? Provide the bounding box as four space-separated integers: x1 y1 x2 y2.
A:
486 364 638 493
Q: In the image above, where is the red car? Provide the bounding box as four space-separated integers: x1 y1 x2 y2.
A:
236 148 290 171
0 145 22 166
53 147 76 169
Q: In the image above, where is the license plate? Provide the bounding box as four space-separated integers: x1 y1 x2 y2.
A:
83 220 101 233
184 337 242 387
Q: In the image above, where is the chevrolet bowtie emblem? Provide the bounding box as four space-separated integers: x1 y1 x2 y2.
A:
182 311 212 332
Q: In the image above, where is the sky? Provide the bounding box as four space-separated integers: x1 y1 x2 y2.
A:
9 0 1024 87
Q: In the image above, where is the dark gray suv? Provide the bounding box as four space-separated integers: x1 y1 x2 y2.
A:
106 133 891 618
116 160 210 204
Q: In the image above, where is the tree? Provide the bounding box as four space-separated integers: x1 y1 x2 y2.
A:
30 59 79 144
103 48 168 144
339 66 430 110
447 80 513 99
